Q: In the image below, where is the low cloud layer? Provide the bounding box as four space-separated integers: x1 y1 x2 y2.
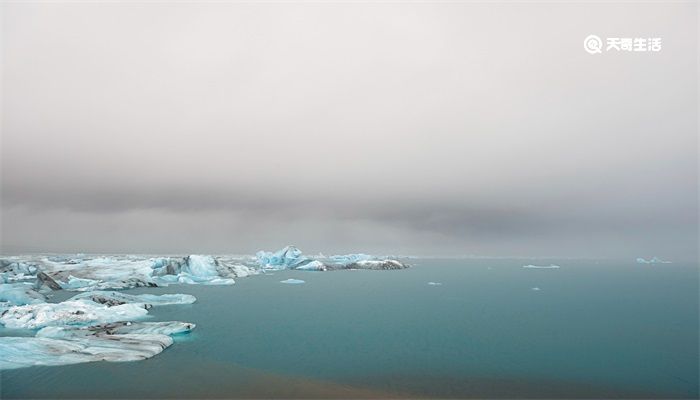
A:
1 2 697 259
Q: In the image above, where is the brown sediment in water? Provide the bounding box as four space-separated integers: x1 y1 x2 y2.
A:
1 358 406 399
2 358 692 399
343 374 693 399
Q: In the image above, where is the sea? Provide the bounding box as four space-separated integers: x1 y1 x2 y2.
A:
1 258 698 398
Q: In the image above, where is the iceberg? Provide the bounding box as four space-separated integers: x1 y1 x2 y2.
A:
280 279 305 284
343 259 407 270
0 283 46 306
0 300 150 329
255 246 409 271
149 255 253 286
522 264 561 269
0 259 38 284
37 321 195 338
427 282 442 286
327 253 374 265
0 334 173 370
636 257 672 264
256 245 314 270
294 260 326 271
40 257 157 290
0 249 408 370
68 291 196 307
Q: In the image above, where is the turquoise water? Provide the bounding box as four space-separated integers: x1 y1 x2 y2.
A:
2 259 698 398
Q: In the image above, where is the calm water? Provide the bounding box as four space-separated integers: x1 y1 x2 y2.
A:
2 259 698 398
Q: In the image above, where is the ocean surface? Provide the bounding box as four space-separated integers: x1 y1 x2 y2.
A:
1 259 698 398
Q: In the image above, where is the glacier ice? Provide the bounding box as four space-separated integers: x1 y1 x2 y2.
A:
68 291 196 307
37 321 196 338
0 283 46 306
0 291 196 330
0 334 174 370
256 245 314 270
0 248 407 370
150 255 253 286
328 253 374 265
0 300 150 329
636 257 672 264
522 264 561 269
256 246 409 271
346 259 407 270
294 260 326 271
280 278 305 284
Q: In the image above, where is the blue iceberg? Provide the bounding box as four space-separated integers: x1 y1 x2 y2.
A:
256 245 314 270
256 246 409 271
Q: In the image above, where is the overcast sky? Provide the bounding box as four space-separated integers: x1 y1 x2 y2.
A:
1 2 697 259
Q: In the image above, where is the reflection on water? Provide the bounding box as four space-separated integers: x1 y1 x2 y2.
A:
2 259 698 398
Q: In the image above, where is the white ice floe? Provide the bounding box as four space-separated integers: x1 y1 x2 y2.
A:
0 334 173 370
280 279 305 284
68 291 196 307
0 300 150 329
427 282 443 286
636 257 672 264
0 290 198 329
37 321 196 338
531 287 541 291
522 264 561 269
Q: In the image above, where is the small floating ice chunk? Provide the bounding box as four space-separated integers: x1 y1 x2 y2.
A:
427 282 442 286
523 264 560 269
531 287 541 291
636 257 672 264
280 279 305 284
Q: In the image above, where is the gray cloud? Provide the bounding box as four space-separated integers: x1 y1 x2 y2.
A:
1 2 697 259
